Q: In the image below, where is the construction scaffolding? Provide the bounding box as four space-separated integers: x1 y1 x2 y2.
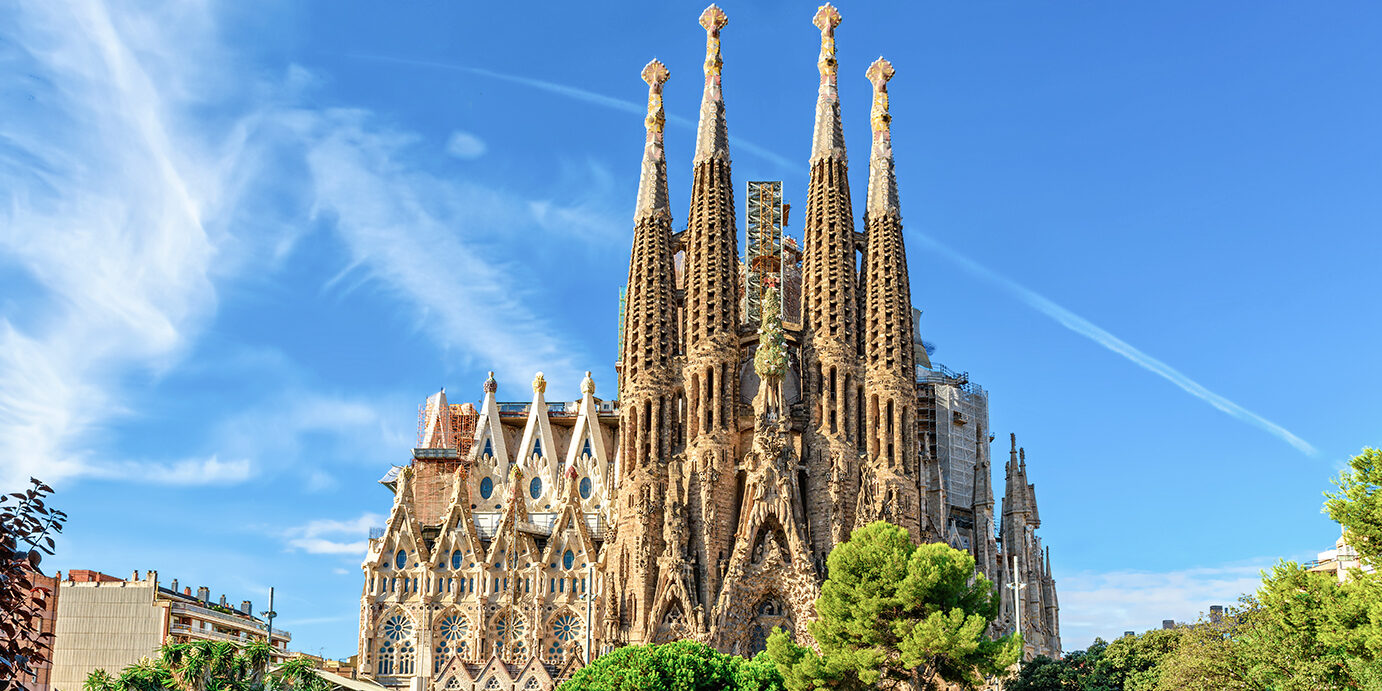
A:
744 180 785 324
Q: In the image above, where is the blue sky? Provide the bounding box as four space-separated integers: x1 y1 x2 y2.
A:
2 0 1379 658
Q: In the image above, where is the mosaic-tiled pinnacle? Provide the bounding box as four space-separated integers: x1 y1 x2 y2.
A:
693 5 729 164
634 60 670 220
866 57 899 216
810 3 846 163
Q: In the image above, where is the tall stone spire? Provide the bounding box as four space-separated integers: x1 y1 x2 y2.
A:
693 5 730 164
634 60 671 221
857 57 921 540
681 2 742 616
865 58 900 217
810 3 846 161
800 2 864 557
607 59 678 647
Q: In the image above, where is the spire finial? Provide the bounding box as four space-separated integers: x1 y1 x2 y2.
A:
484 371 498 394
532 371 547 395
700 5 728 77
580 370 596 396
814 4 841 81
641 60 670 135
865 57 899 216
635 60 672 219
809 4 846 161
693 5 730 163
867 57 895 137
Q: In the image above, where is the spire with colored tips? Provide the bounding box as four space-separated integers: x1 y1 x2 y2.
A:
810 4 846 162
634 60 671 221
693 5 729 164
866 57 899 216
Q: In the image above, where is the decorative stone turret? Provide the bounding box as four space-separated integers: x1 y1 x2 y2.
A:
799 1 865 561
680 3 742 619
856 57 922 539
606 59 679 647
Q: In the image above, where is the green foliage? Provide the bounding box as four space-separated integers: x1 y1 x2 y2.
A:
1326 447 1382 566
85 640 321 691
557 639 783 691
766 521 1019 691
1095 628 1183 691
1006 639 1115 691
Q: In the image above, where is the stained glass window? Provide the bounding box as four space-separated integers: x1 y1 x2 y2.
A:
451 550 462 569
579 477 591 499
563 550 575 570
480 477 493 499
395 550 406 569
530 477 542 499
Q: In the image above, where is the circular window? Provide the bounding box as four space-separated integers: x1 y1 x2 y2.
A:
579 477 592 499
552 613 580 641
383 614 413 641
439 614 468 641
395 550 407 569
563 550 575 570
530 477 542 499
451 550 462 569
480 477 494 499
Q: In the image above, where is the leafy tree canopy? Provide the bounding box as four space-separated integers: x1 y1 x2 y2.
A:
767 521 1019 691
557 639 782 691
1326 447 1382 566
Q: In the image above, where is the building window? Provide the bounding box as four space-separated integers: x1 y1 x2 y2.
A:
480 477 494 499
493 613 527 662
546 613 581 664
530 477 542 499
435 613 471 672
377 613 414 675
579 477 592 499
452 550 463 569
563 550 575 570
395 550 407 569
581 438 592 457
533 438 543 457
483 438 493 457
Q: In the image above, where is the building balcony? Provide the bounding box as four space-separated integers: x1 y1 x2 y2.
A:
169 600 291 642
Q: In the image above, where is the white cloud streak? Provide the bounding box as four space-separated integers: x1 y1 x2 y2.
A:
283 512 385 556
915 235 1317 456
0 0 225 488
347 53 797 171
1058 560 1276 649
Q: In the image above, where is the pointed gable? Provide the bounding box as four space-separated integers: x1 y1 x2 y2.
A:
421 389 454 449
470 372 512 512
564 372 611 515
516 372 560 513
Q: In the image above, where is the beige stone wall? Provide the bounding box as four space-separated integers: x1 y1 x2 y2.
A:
50 580 165 691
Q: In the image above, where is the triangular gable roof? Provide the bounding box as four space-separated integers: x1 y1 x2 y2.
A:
470 375 512 465
430 465 486 567
487 473 542 572
540 489 597 566
473 656 514 687
554 649 586 681
512 657 554 689
563 376 608 471
421 389 454 449
433 654 476 686
370 468 430 568
517 375 559 466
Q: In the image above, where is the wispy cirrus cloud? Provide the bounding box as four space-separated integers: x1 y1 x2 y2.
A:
915 235 1317 456
0 1 613 489
1057 558 1295 649
283 512 385 556
346 53 797 171
0 0 226 488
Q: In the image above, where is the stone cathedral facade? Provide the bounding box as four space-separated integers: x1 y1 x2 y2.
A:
357 6 1060 690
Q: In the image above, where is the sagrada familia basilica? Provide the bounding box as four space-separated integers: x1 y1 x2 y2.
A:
356 5 1060 689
